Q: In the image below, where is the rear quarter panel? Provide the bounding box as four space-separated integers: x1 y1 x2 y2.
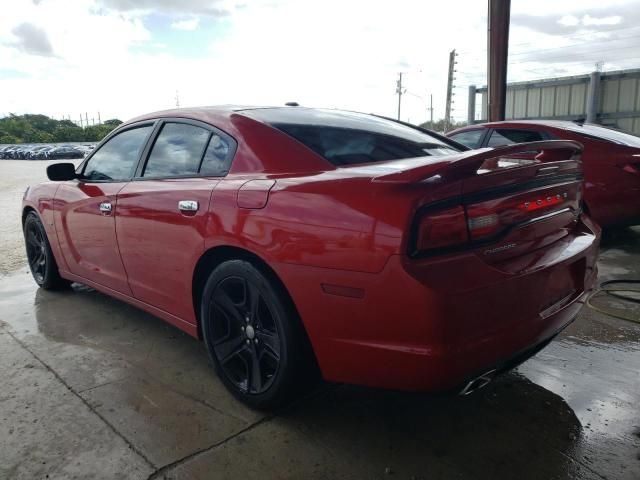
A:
206 173 411 274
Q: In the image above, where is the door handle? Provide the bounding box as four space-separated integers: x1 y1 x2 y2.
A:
99 202 112 213
178 200 199 212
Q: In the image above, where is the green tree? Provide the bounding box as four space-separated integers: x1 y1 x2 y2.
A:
0 114 122 144
418 118 467 133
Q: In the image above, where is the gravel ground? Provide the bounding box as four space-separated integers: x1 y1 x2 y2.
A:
0 160 80 275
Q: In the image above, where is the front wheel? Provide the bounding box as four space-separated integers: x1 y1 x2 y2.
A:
23 211 70 290
201 260 306 410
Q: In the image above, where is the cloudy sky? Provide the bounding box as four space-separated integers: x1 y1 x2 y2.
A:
1 0 639 125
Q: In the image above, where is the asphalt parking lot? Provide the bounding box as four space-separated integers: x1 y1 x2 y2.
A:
0 164 639 480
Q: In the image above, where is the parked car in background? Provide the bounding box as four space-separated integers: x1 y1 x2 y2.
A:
0 143 92 160
24 145 52 159
23 106 599 409
47 145 84 159
447 121 640 227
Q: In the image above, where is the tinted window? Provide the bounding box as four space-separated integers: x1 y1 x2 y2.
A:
144 123 210 177
449 129 485 148
487 129 543 147
200 133 233 176
244 108 459 166
83 126 152 181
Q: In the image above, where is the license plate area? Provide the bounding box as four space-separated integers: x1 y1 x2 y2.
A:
539 258 586 318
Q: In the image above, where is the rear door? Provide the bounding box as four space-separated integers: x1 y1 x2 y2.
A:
55 123 154 294
115 119 237 324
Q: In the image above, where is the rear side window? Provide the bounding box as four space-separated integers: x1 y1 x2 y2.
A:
83 126 152 181
273 125 457 166
449 129 485 149
487 129 544 147
200 134 233 176
143 123 210 177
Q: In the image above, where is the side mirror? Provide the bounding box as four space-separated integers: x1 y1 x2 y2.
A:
47 163 77 181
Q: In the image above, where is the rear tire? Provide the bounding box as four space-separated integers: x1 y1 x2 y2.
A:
201 259 307 410
23 211 71 290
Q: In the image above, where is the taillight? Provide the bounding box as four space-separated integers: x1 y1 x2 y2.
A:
520 195 563 212
412 186 579 255
466 207 500 239
416 206 468 250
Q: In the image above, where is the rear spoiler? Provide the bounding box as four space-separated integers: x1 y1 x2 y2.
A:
372 140 583 184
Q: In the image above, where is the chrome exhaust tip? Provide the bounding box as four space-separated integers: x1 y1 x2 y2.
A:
459 369 497 396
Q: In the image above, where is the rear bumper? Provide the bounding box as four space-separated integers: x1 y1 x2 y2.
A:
275 216 600 392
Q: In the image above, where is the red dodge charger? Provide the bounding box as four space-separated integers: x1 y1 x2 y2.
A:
23 106 600 408
447 120 640 228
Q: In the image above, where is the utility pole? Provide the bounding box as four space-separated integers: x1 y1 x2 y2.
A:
396 73 404 120
467 85 477 125
98 111 101 125
487 0 511 122
175 90 180 108
85 112 89 128
428 94 434 130
444 49 457 132
79 114 83 128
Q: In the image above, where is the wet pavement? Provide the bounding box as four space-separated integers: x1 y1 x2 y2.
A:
1 227 639 479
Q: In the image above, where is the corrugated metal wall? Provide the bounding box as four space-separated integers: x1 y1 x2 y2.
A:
476 68 640 134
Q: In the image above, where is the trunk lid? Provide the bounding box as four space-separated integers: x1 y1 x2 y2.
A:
374 140 585 260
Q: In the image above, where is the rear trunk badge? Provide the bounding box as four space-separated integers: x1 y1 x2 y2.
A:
484 243 517 255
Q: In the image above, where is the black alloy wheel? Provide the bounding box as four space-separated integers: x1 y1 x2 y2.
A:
201 259 308 409
25 219 47 284
211 275 281 394
23 212 70 290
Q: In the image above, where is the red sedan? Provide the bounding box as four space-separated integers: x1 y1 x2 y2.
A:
447 120 640 228
23 107 600 409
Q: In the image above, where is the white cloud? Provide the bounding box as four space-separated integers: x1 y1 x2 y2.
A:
170 17 200 31
0 0 638 125
558 15 579 26
582 14 622 26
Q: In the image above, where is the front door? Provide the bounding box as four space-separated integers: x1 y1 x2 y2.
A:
54 124 154 294
115 120 235 324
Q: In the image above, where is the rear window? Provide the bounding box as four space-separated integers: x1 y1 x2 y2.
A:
243 108 459 166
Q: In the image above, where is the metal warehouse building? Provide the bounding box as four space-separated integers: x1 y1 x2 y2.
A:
468 68 640 135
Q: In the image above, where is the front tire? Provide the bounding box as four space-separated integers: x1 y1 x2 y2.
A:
23 211 70 290
201 259 305 410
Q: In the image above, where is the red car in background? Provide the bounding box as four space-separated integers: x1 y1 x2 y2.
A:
23 107 599 409
447 121 640 228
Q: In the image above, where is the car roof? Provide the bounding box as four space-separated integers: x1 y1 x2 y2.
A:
451 119 640 147
125 105 408 129
126 105 287 123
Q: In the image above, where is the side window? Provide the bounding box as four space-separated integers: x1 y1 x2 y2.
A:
200 133 233 176
449 129 485 149
83 126 152 181
487 129 544 147
143 123 210 177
